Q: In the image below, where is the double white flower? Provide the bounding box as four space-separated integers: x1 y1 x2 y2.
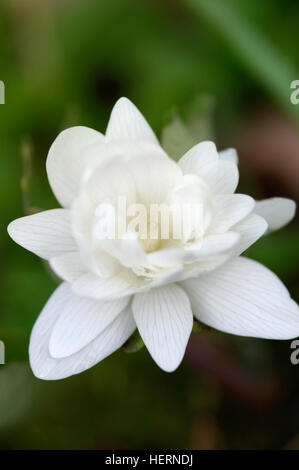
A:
8 98 299 380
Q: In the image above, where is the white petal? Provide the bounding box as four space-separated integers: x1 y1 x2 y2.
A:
49 295 130 358
178 143 239 194
101 233 148 270
7 209 76 260
80 152 137 207
198 160 239 194
89 251 118 278
29 283 136 380
132 284 193 372
46 126 104 207
106 97 159 144
254 198 296 232
181 256 299 339
232 214 268 256
168 174 212 241
72 269 144 300
219 148 239 165
210 194 255 233
178 141 218 174
126 149 183 205
49 252 87 282
149 265 185 288
179 253 232 279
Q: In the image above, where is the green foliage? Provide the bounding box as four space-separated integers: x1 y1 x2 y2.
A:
161 94 215 160
162 112 197 161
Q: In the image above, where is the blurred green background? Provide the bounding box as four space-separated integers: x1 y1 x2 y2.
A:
0 0 299 450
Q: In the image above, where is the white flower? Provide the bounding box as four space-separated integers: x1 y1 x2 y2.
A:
8 97 299 380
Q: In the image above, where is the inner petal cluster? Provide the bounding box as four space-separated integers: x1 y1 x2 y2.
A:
70 141 244 288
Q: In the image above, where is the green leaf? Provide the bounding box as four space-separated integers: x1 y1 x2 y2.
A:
185 94 216 142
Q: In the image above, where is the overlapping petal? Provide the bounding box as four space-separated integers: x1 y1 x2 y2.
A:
49 252 87 282
178 141 218 174
179 141 239 194
209 194 255 233
46 126 104 208
29 283 136 380
198 160 239 194
49 295 130 358
82 140 182 206
232 213 268 256
71 268 145 300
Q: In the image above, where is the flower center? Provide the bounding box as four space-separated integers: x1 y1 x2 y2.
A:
140 236 160 253
139 221 161 253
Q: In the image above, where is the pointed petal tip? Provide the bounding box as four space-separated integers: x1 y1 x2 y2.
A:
132 284 193 373
154 356 184 373
6 210 76 259
114 96 132 106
